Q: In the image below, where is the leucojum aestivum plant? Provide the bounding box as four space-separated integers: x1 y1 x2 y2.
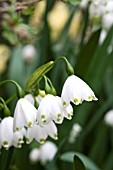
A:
0 56 98 149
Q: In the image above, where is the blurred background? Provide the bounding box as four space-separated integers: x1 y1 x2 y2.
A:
0 0 113 170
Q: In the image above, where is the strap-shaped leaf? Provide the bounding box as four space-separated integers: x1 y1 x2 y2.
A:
60 152 100 170
26 61 54 90
74 155 86 170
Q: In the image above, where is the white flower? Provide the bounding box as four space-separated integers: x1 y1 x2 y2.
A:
0 117 13 149
102 13 113 30
24 94 35 105
104 110 113 126
22 44 36 62
12 128 26 148
104 1 113 14
37 94 64 125
89 2 104 23
80 0 113 30
24 91 45 106
45 121 58 140
61 75 98 106
25 124 48 144
25 121 58 144
29 148 40 163
63 104 73 120
68 123 82 144
54 96 73 120
39 141 57 165
54 96 73 119
13 98 37 132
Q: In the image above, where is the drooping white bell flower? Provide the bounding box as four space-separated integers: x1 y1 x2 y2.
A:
12 128 26 148
33 125 48 144
68 123 82 144
37 94 64 125
39 141 58 165
55 96 73 120
63 104 73 120
29 148 40 163
45 121 58 140
13 98 37 132
24 94 35 105
25 124 48 144
61 75 98 106
0 117 13 149
25 121 58 144
104 110 113 127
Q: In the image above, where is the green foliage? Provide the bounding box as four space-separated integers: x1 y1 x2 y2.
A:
61 152 100 170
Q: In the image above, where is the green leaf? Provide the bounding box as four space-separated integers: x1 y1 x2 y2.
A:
26 61 54 90
74 155 86 170
60 152 100 170
76 29 100 77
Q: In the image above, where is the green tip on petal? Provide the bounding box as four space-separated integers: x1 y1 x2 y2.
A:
18 138 22 143
41 114 45 119
16 127 19 131
26 138 30 143
17 143 22 148
93 96 98 101
3 141 8 147
57 113 61 118
68 113 71 118
80 99 83 103
36 119 39 124
63 101 66 106
40 138 45 143
88 96 91 100
57 118 61 122
74 98 78 103
43 120 46 123
54 133 58 140
28 121 32 127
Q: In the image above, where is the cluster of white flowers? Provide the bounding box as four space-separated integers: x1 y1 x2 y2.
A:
0 75 97 149
80 0 113 43
29 141 57 165
68 123 82 144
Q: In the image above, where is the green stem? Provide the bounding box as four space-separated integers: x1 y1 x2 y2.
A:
0 80 25 98
0 97 10 117
55 56 74 76
6 94 16 105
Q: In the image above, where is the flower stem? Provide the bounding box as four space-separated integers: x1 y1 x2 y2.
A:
0 80 24 99
55 56 74 75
